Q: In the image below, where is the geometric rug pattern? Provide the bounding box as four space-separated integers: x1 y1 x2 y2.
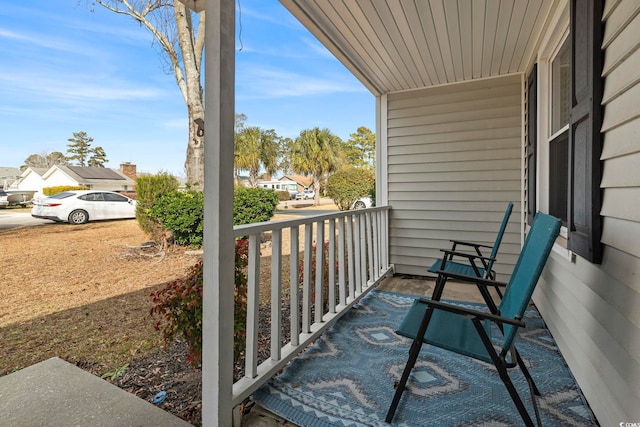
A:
253 290 599 426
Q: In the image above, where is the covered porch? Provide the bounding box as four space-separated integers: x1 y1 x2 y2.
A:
198 0 638 426
229 207 595 426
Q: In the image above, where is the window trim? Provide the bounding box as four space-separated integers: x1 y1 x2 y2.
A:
536 11 570 233
530 0 604 264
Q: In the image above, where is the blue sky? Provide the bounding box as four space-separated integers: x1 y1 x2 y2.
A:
0 1 374 177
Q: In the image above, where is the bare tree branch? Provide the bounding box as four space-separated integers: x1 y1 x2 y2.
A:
88 0 206 185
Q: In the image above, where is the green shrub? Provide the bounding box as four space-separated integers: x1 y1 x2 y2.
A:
42 185 89 196
369 181 376 207
150 239 249 367
135 172 179 243
148 186 279 249
147 186 279 368
326 167 375 210
233 187 280 225
149 190 204 248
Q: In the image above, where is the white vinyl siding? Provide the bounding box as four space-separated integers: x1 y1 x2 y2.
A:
15 171 45 193
386 74 522 279
532 1 640 425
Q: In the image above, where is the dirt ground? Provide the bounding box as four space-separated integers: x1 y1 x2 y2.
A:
0 219 196 328
0 203 338 425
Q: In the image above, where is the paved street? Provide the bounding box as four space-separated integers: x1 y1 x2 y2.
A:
0 198 339 230
275 198 339 217
0 210 51 230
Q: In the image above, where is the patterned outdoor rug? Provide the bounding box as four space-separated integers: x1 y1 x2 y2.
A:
253 290 598 426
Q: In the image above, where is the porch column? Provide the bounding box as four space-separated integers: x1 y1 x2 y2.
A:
202 0 235 426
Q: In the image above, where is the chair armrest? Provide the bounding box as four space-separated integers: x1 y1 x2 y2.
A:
439 250 495 263
433 269 508 288
449 239 493 250
418 298 525 328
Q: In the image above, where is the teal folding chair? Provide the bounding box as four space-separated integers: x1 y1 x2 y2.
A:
427 201 513 313
386 212 561 427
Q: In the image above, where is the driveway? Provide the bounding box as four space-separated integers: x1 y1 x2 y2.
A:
0 211 51 230
276 198 339 217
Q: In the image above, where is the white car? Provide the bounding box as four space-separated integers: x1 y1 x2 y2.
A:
32 190 137 224
295 189 315 200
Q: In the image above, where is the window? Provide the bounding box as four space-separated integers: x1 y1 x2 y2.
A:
530 0 604 263
104 193 129 202
551 40 570 135
79 193 105 202
548 37 570 225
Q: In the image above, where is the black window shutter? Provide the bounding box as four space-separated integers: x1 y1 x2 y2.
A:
526 65 537 225
569 0 604 263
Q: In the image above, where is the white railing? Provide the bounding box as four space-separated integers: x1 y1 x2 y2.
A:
231 206 392 405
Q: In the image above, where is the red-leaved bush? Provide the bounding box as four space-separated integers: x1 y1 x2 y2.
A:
150 239 249 367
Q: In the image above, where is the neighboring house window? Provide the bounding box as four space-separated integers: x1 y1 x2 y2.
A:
530 0 603 263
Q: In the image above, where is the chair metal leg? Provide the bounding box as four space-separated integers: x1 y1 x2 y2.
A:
525 375 543 427
472 318 536 427
385 333 423 423
495 360 536 427
514 348 540 396
386 273 460 423
386 303 435 423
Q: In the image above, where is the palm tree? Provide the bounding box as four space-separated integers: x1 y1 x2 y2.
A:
234 127 280 187
288 127 344 205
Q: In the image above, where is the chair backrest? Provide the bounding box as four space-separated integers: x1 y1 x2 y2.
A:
485 202 514 275
498 212 561 350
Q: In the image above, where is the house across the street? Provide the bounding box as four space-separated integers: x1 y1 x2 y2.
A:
8 163 137 198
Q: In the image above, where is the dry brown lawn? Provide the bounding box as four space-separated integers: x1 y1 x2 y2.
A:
0 203 338 377
0 219 196 376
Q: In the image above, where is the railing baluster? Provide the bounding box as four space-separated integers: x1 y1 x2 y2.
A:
346 214 355 302
383 210 389 268
338 217 346 307
372 211 380 279
314 220 325 323
289 226 300 347
353 214 362 294
328 219 336 313
245 234 260 379
361 214 368 292
302 223 313 333
271 230 282 361
366 212 374 285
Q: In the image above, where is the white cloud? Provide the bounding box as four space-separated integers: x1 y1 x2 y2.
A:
0 28 97 57
238 5 301 29
237 67 366 99
0 71 163 104
301 37 336 59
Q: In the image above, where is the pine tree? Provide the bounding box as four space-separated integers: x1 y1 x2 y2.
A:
66 131 93 166
88 146 108 167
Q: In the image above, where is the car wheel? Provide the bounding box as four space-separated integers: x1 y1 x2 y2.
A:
353 201 366 210
69 210 89 224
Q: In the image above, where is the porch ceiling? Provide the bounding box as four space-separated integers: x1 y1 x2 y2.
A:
280 0 557 96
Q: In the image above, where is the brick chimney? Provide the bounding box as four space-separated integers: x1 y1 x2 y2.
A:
120 163 137 181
